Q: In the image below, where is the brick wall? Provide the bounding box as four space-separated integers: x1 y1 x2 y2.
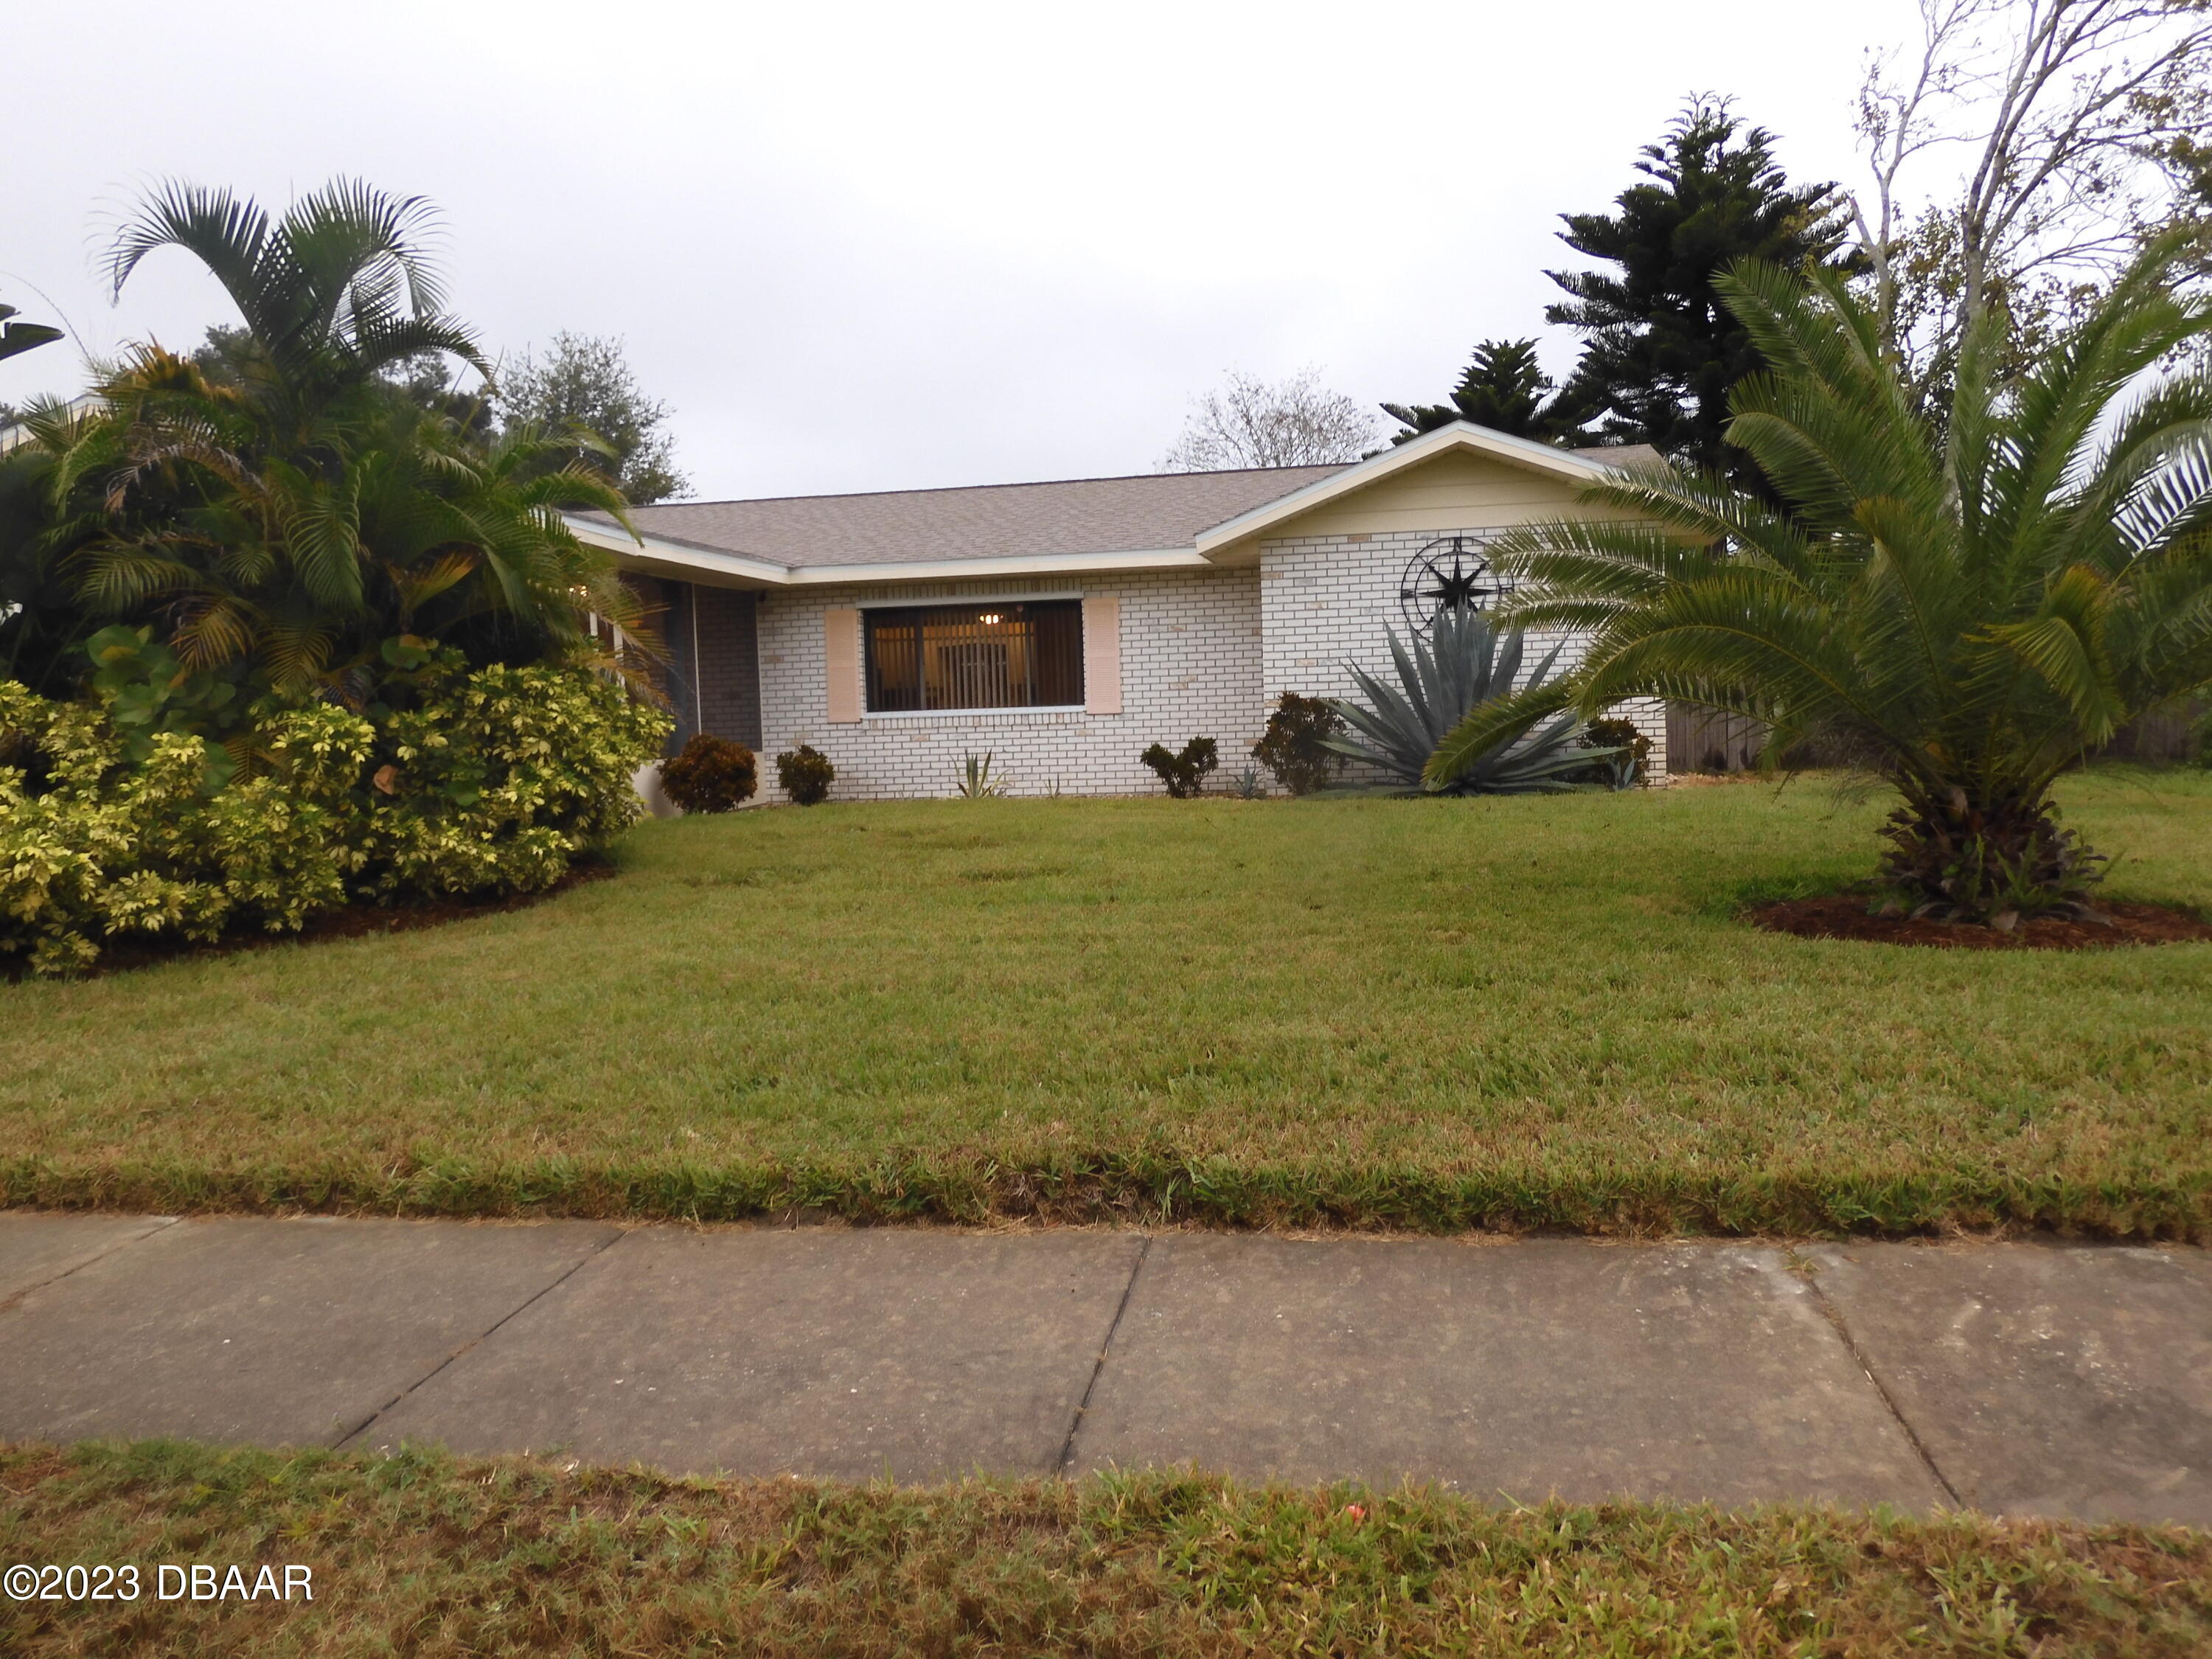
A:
693 587 762 750
754 566 1264 800
653 582 762 753
1259 529 1669 779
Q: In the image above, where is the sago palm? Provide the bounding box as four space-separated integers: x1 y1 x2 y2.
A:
1427 234 2212 922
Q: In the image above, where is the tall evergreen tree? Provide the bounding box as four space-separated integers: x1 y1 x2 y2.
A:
1546 98 1856 482
1381 338 1589 445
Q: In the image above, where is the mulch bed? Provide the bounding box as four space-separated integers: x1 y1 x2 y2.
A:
1753 892 2212 951
7 863 616 982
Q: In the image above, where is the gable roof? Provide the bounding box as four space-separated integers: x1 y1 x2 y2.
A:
566 425 1656 588
1192 423 1652 557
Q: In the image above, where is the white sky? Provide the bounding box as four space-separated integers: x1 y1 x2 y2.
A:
4 0 1922 501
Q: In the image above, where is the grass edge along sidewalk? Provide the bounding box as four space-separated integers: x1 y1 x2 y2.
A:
4 1440 2210 1656
5 1152 2212 1239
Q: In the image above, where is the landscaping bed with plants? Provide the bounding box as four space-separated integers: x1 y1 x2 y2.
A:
1753 893 2212 951
4 771 2210 1237
3 1439 2207 1657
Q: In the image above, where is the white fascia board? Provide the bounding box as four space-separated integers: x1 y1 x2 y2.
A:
1191 422 1624 557
565 516 790 588
785 547 1206 585
568 512 1208 589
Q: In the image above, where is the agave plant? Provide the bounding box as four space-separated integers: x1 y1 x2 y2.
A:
955 751 1011 797
1324 602 1609 793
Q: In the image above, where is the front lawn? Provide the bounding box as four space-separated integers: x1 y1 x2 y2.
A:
5 769 2211 1235
4 1441 2208 1657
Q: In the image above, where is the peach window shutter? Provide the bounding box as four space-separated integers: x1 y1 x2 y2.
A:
824 608 861 723
1082 596 1121 714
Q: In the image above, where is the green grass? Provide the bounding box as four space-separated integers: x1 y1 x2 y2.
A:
5 768 2212 1236
3 1440 2206 1656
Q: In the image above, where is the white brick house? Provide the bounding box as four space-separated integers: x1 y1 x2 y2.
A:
569 422 1668 800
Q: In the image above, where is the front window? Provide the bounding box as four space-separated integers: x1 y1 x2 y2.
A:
863 601 1083 712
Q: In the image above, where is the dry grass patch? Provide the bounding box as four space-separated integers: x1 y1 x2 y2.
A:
2 1440 2208 1656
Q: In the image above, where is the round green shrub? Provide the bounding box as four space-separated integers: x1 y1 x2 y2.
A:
659 734 759 814
776 745 835 806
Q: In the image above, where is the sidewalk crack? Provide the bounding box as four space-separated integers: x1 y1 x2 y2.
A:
331 1226 629 1451
0 1214 183 1317
1057 1234 1152 1475
1799 1258 1963 1509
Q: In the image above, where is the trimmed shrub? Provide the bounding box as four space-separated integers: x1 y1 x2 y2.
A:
1575 717 1651 789
1250 692 1344 796
1140 737 1219 799
0 684 372 975
659 734 759 814
776 744 835 805
356 653 671 899
0 652 670 975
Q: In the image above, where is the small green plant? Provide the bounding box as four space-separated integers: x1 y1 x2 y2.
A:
1229 765 1264 799
1250 692 1343 796
955 751 1011 798
659 734 758 813
1140 737 1218 798
776 744 835 805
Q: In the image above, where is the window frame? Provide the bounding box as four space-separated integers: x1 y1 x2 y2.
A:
858 597 1087 717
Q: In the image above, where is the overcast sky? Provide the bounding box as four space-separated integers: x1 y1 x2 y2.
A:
5 0 1924 501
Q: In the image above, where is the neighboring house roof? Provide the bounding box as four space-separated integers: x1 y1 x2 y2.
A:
0 392 105 456
566 424 1660 588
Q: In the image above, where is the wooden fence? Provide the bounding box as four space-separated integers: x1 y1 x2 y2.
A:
1666 700 2205 773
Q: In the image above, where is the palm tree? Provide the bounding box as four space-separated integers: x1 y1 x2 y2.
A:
13 180 643 695
102 178 488 446
1426 234 2212 923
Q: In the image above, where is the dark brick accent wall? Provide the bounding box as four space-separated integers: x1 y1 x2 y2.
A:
672 582 761 751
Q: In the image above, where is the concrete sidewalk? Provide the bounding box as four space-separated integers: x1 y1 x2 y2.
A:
1 1211 2208 1525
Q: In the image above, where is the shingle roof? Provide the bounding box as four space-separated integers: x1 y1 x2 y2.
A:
588 442 1660 571
594 465 1352 568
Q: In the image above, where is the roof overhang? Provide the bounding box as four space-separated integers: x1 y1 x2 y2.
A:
566 514 1209 590
1192 421 1626 561
569 424 1626 588
568 518 789 588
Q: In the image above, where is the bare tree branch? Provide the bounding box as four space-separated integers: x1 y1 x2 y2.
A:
1158 368 1379 471
1851 0 2212 392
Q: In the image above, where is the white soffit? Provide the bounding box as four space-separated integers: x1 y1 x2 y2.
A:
565 515 1208 589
